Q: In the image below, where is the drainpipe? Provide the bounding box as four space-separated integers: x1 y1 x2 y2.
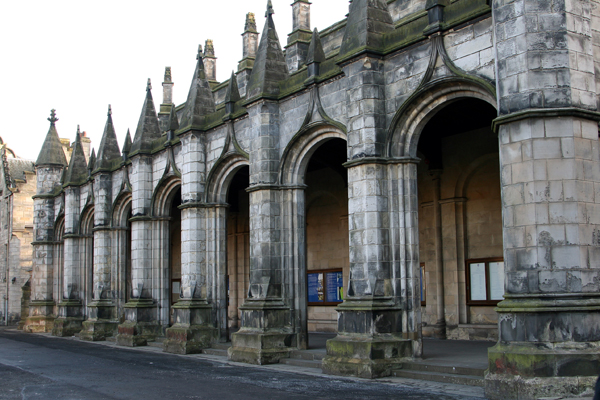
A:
430 169 446 339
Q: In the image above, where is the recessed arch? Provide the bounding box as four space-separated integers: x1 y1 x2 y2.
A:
112 191 132 228
80 205 95 236
387 79 497 159
152 176 182 217
205 154 250 204
279 124 347 186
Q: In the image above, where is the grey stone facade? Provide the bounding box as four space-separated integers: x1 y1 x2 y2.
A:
24 0 600 398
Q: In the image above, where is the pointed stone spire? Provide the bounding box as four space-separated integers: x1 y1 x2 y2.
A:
166 106 180 141
306 28 326 77
64 127 88 186
130 79 162 154
224 71 241 115
87 148 96 177
36 109 68 166
95 105 121 171
179 46 216 131
203 39 217 83
122 129 132 159
338 0 394 61
246 0 289 100
168 107 180 133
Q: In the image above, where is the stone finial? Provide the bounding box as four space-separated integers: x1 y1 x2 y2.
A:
204 40 215 57
95 105 121 171
130 80 161 155
266 0 274 17
36 109 68 167
164 66 172 83
245 12 257 33
147 78 152 91
197 44 203 60
48 109 59 125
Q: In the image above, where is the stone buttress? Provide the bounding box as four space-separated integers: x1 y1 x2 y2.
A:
116 82 163 346
52 127 87 337
163 45 220 354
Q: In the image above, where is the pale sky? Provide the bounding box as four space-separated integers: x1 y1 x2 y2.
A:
1 0 350 162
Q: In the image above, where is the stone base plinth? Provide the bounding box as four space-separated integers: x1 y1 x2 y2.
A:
52 317 84 337
52 300 83 337
321 298 415 378
163 300 218 354
23 300 55 333
321 335 413 378
228 331 293 364
115 299 159 347
163 325 218 354
23 315 55 333
80 320 118 341
227 299 294 365
485 342 600 400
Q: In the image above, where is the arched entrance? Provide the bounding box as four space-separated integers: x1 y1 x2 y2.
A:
225 166 250 337
80 207 94 319
413 97 501 341
168 187 182 325
278 125 348 350
304 139 348 338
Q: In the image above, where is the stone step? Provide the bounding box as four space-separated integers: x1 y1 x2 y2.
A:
202 348 228 357
400 362 485 377
288 350 325 361
279 358 322 369
392 369 484 387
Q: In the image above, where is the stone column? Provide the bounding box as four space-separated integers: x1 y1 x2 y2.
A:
24 166 63 332
117 156 160 346
486 0 600 397
207 205 228 343
81 173 117 340
322 160 417 378
430 169 446 339
163 132 218 354
52 187 84 337
229 101 294 365
285 0 312 73
282 186 308 349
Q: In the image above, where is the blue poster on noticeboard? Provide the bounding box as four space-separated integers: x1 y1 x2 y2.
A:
326 271 343 302
308 273 324 303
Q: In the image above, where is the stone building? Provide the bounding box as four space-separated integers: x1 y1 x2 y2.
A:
0 140 36 326
24 0 600 398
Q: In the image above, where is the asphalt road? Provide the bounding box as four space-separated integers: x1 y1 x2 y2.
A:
0 328 485 400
